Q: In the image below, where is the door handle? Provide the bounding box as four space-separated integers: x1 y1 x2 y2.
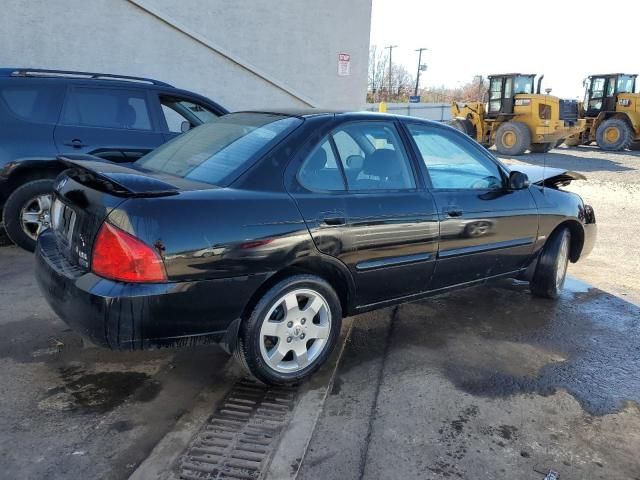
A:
444 206 463 217
64 139 88 148
322 216 346 226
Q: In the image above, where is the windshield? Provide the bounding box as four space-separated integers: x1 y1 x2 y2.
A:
513 75 534 94
617 75 636 94
135 112 302 186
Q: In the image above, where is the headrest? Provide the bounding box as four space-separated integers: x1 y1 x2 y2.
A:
306 147 327 171
362 149 402 177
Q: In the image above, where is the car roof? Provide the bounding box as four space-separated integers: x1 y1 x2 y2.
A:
235 109 439 124
588 73 637 78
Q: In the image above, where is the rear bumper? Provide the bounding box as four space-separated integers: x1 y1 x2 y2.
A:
35 230 268 350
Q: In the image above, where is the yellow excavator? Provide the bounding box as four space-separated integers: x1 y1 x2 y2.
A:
564 73 640 150
451 73 585 155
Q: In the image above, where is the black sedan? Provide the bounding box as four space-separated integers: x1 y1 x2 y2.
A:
35 110 596 385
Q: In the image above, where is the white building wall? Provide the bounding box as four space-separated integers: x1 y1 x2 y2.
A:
0 0 372 111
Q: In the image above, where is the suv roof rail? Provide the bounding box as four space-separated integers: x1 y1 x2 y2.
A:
7 68 173 87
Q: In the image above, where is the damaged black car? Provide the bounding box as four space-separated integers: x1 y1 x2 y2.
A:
35 111 596 385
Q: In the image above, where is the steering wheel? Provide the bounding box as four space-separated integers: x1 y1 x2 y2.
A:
470 176 501 190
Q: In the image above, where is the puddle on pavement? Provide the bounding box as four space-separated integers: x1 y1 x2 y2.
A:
392 280 640 416
38 364 161 414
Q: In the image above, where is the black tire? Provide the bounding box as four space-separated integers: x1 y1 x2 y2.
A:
629 141 640 151
450 119 476 139
2 179 55 252
235 274 342 385
495 121 531 156
529 142 554 153
595 118 633 151
530 228 571 299
563 134 582 147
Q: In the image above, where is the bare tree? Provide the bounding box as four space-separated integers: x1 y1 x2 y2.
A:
367 46 388 102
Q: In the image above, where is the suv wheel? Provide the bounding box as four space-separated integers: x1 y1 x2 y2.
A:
235 274 342 385
3 179 55 252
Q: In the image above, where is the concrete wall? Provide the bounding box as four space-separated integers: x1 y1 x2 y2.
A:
0 0 372 111
366 103 452 122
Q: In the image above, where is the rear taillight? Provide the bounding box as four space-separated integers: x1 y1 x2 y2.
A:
92 222 167 283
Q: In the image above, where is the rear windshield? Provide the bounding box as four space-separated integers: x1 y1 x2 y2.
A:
135 112 302 186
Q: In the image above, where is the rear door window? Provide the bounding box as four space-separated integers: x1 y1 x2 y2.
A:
298 139 346 191
61 87 152 130
0 85 64 123
332 122 416 191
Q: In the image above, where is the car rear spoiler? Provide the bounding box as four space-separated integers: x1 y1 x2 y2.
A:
58 155 180 197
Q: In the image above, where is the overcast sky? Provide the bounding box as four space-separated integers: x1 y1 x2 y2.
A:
370 0 639 99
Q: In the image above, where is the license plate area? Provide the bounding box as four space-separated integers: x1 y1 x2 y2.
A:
51 197 77 250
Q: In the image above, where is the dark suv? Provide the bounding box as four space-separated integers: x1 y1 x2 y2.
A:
0 68 228 251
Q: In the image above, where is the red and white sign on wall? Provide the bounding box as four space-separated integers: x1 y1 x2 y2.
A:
337 53 351 76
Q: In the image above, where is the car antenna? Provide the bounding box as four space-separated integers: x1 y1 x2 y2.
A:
543 87 553 193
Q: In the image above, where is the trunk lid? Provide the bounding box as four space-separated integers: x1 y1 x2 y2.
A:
51 155 213 269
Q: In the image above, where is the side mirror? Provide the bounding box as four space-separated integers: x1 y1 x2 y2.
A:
509 170 530 190
180 121 191 133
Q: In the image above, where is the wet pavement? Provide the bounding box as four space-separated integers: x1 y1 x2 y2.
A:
299 276 640 480
0 246 235 480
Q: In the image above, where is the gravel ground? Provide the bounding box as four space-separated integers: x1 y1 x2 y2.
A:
499 145 640 304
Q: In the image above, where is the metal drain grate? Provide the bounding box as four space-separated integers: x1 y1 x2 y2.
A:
179 378 298 480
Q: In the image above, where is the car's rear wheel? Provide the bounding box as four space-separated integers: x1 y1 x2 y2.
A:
530 227 571 299
2 179 54 252
235 274 342 385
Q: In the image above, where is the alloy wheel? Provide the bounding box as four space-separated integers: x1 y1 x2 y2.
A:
20 194 53 241
259 289 331 373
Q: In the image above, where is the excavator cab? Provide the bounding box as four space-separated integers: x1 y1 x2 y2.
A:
584 74 637 117
487 74 536 117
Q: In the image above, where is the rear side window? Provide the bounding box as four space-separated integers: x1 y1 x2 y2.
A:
298 140 346 191
0 85 63 123
61 87 152 130
333 122 416 191
136 112 302 186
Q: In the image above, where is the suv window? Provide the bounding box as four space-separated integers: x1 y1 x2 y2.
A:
0 85 62 123
333 122 415 191
160 96 219 133
408 124 503 190
61 87 152 130
298 139 346 191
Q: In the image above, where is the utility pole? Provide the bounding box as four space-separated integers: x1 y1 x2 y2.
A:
474 75 483 101
414 48 428 96
384 45 397 99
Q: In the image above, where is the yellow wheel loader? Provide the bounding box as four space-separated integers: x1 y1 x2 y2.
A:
564 74 640 151
451 73 585 155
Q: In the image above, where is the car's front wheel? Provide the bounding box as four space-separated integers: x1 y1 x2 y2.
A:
530 228 571 299
235 274 342 385
2 179 55 252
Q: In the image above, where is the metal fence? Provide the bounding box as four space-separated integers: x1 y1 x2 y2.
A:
365 102 451 122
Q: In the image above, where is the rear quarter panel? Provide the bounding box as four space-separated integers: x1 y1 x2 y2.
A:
107 188 317 281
